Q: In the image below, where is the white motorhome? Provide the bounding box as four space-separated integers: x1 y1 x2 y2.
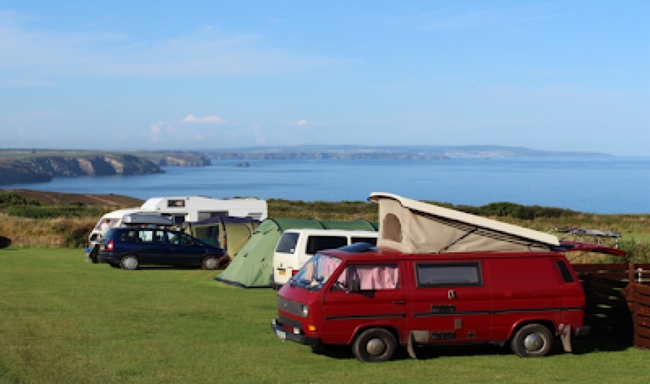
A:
272 229 378 288
88 207 142 244
88 196 267 245
139 196 267 223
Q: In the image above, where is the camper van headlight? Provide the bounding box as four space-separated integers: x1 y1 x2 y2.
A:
301 305 309 317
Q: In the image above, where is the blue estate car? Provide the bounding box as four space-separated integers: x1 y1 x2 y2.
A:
97 227 226 270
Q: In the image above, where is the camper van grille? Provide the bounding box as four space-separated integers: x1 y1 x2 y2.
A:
278 296 304 317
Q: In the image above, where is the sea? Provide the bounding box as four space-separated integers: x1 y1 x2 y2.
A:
3 157 650 214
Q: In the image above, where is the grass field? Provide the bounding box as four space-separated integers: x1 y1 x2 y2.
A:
1 248 649 383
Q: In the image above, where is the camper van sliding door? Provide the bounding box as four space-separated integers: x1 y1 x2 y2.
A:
409 261 490 343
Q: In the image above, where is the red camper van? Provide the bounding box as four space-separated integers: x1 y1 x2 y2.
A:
271 193 625 362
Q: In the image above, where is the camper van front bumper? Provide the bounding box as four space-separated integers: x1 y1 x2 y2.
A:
271 319 319 346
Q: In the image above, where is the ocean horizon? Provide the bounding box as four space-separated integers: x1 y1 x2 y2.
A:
3 157 649 214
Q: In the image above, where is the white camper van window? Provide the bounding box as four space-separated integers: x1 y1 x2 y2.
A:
276 232 300 254
351 237 378 246
306 236 347 255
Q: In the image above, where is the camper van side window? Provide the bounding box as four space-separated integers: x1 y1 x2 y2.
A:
335 264 400 291
306 236 348 255
351 237 378 246
416 262 482 287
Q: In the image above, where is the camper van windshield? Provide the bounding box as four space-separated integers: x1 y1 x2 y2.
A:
291 253 341 292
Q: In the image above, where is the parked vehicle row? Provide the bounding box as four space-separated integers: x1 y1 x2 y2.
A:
87 192 626 363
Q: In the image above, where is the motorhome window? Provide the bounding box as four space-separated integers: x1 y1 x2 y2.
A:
168 199 185 208
351 237 378 246
276 232 300 253
95 218 117 231
416 262 482 287
335 264 400 291
555 260 575 283
306 236 348 255
168 215 185 225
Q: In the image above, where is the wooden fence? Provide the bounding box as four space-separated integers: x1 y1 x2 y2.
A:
622 283 650 349
573 263 650 349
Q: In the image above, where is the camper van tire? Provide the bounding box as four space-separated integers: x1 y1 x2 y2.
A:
352 328 398 362
201 255 220 270
120 255 140 270
510 324 554 357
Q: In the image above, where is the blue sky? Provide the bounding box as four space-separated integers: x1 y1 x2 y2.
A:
1 1 648 155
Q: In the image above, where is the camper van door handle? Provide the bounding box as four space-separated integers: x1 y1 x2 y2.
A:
448 290 456 300
392 301 406 305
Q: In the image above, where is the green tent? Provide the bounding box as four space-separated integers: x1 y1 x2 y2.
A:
215 218 378 288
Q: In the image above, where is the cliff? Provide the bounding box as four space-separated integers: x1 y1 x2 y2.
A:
0 155 163 185
140 152 211 166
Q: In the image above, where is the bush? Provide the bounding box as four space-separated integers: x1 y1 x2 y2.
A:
63 226 91 248
616 238 650 263
0 192 40 207
6 205 106 219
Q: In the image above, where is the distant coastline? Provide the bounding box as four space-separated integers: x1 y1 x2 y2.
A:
0 145 614 186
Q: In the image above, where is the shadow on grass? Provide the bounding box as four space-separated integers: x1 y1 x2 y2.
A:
310 330 632 361
99 265 229 271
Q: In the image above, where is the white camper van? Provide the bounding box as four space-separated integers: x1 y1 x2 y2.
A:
272 229 378 288
88 196 267 245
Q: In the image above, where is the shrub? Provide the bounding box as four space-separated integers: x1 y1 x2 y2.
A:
0 192 40 206
6 205 106 219
616 238 650 263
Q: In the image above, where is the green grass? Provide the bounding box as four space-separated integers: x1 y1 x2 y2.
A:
1 248 649 383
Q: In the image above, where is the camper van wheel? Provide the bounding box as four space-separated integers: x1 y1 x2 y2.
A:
352 328 397 362
202 255 219 270
120 255 140 270
510 324 554 357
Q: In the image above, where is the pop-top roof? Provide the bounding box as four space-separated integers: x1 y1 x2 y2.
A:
368 192 560 254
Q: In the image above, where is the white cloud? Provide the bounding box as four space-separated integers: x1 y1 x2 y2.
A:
148 114 230 144
182 114 226 123
296 119 308 126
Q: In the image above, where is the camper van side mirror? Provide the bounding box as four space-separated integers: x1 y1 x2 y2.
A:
348 279 361 293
